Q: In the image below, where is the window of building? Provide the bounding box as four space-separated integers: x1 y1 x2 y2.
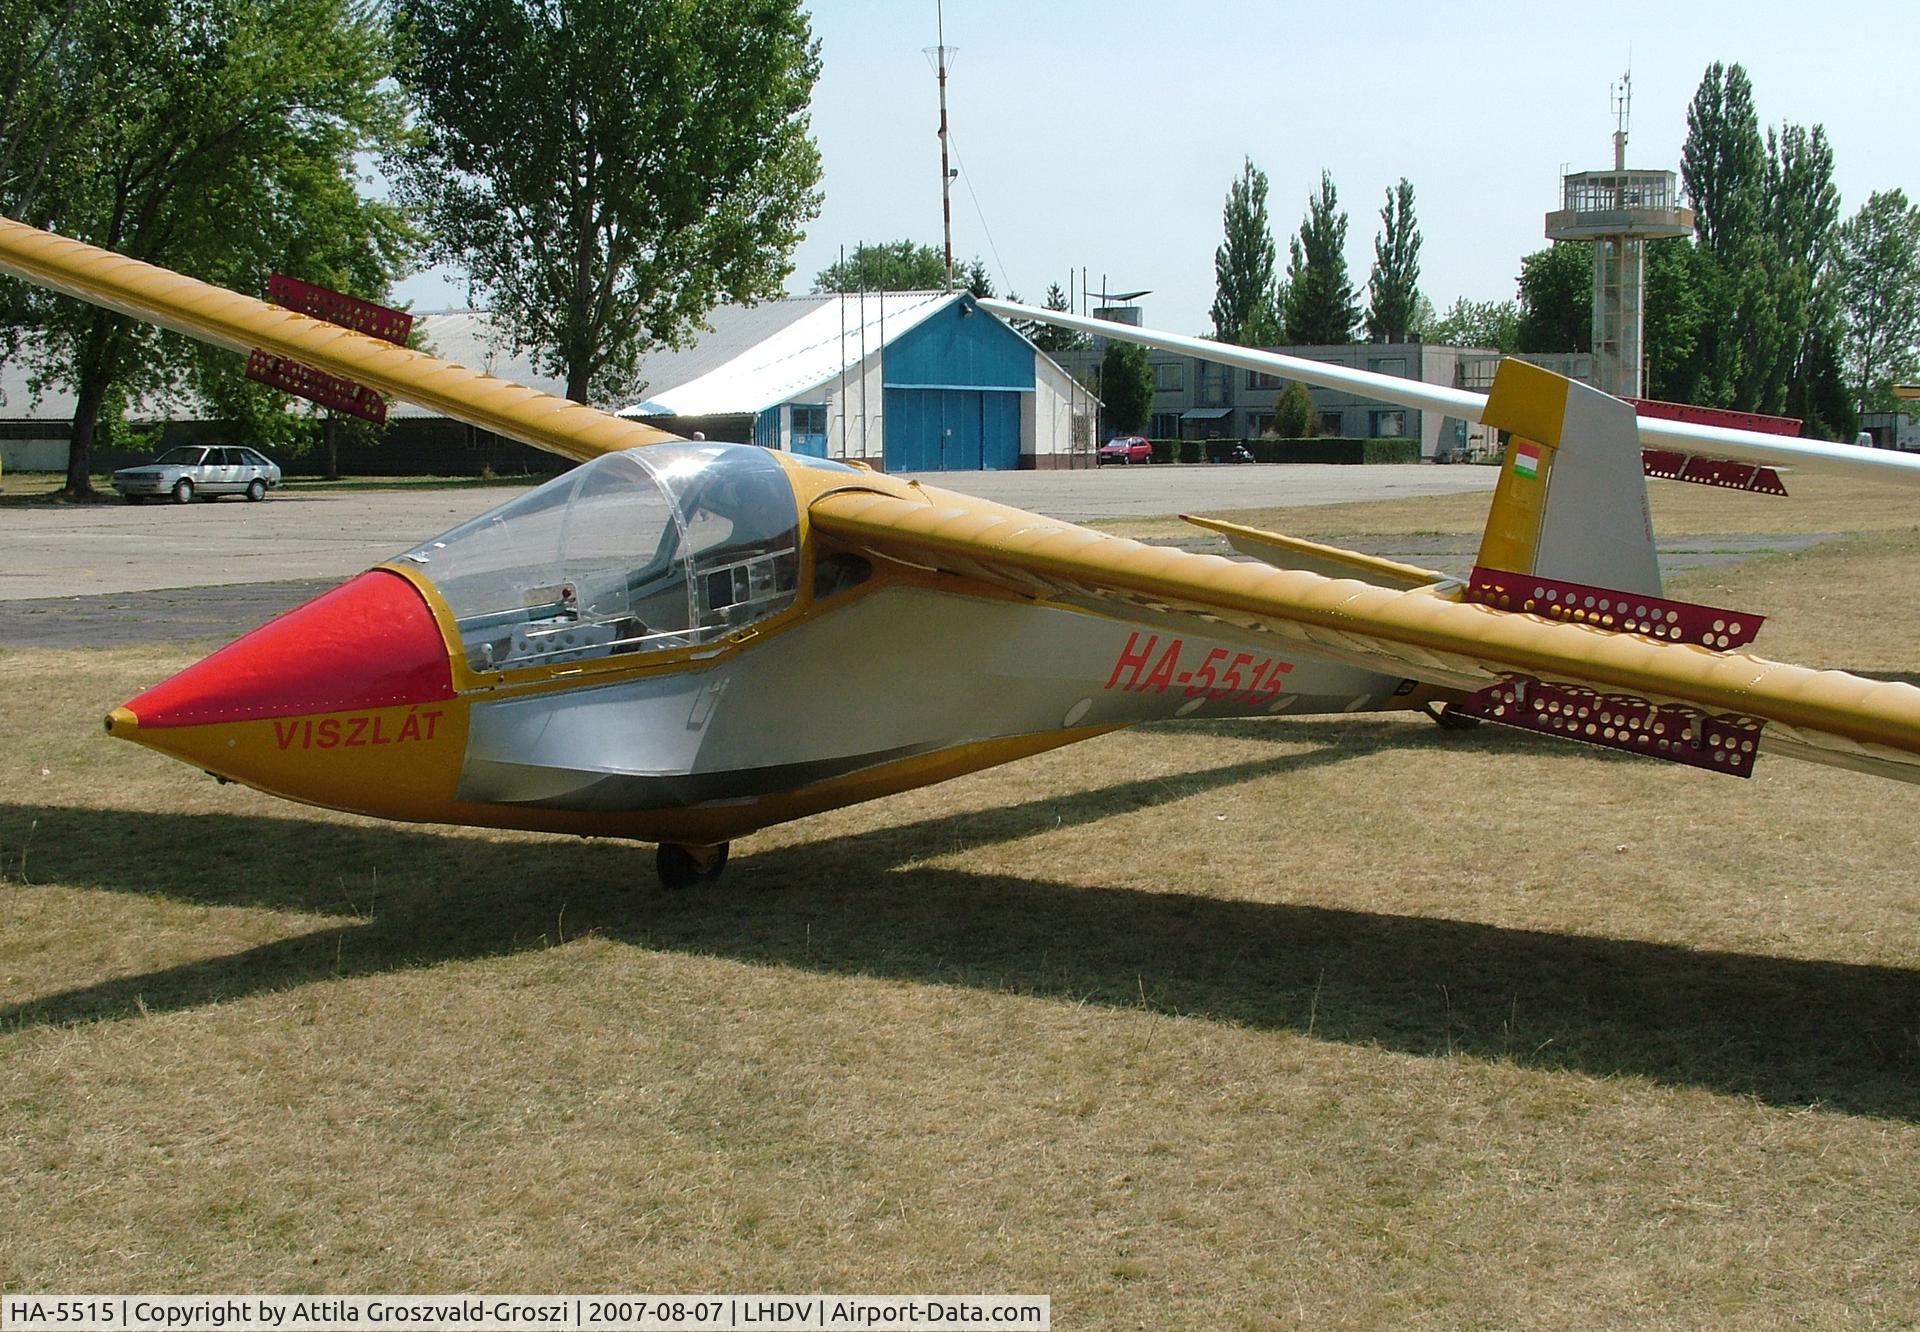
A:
791 404 826 437
1318 411 1345 437
1367 356 1408 377
1252 413 1277 436
1196 361 1233 407
1369 409 1407 438
1150 413 1182 439
1153 362 1185 392
1246 369 1283 390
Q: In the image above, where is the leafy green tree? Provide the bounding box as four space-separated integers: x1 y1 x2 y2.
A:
1283 171 1359 345
1365 178 1422 343
1836 189 1920 413
813 240 949 293
1272 381 1315 438
1425 297 1518 352
1644 236 1711 403
1408 293 1436 340
3 0 409 496
1210 157 1278 345
1099 339 1154 434
0 0 116 230
393 0 823 406
1028 282 1089 354
0 0 117 372
1515 244 1592 353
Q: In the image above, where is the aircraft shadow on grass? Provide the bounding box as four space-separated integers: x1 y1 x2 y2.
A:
2 718 1915 1121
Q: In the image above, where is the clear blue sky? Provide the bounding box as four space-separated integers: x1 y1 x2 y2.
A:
395 0 1918 336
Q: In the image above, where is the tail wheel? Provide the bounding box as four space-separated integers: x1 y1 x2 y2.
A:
656 841 730 889
245 477 267 502
171 478 193 504
1424 702 1481 731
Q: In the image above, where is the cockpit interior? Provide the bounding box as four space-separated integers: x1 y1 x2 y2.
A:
399 443 805 672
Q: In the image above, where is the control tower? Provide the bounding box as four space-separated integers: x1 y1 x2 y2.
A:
1544 74 1694 398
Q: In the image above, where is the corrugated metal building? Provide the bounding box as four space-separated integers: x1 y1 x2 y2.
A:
618 290 1095 470
407 290 1095 472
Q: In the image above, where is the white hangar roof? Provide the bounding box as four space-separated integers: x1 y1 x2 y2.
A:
399 291 957 422
618 290 954 418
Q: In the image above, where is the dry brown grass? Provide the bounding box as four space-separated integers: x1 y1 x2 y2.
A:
3 481 1920 1327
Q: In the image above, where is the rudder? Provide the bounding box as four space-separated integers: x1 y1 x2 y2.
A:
1475 359 1661 597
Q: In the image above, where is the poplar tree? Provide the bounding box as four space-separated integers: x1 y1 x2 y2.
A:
1210 158 1279 346
1365 178 1422 343
1283 171 1359 345
1682 63 1766 254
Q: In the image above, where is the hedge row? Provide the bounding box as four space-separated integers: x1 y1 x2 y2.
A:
1142 437 1421 465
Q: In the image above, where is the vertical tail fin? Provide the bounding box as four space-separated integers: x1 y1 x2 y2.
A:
1475 360 1661 597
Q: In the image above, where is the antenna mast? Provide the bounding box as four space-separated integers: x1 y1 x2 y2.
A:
926 2 956 291
1611 70 1632 171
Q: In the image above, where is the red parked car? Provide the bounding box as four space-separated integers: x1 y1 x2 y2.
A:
1098 435 1152 465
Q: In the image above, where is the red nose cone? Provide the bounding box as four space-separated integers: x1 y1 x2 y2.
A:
124 569 454 728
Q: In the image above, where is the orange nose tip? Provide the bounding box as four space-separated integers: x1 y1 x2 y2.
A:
119 569 454 729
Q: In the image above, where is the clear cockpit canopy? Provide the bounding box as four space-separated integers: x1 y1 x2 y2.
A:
398 443 801 672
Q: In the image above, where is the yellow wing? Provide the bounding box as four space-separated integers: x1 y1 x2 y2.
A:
0 215 678 462
806 488 1920 784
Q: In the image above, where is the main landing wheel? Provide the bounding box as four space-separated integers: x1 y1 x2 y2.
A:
656 841 730 889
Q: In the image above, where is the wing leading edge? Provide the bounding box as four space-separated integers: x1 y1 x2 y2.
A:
807 488 1920 784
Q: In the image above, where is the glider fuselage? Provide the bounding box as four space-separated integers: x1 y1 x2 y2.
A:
107 443 1420 846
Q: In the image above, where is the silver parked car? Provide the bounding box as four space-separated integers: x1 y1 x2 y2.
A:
111 445 283 504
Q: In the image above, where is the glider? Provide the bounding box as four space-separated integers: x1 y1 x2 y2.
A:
3 215 1918 888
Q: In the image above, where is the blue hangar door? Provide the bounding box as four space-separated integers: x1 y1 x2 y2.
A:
882 389 1020 471
881 299 1032 472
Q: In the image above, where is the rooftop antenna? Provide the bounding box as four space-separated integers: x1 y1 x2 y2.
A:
924 2 958 292
1611 68 1632 171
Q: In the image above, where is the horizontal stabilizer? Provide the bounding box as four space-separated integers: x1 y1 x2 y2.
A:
1465 567 1764 649
1454 676 1765 778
